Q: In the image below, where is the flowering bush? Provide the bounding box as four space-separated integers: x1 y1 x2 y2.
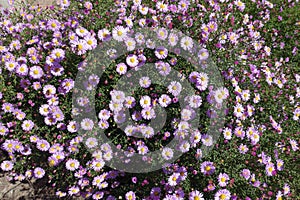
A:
0 0 299 199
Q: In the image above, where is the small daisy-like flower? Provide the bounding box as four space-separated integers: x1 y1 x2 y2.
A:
283 183 290 195
109 101 123 113
51 48 65 61
81 118 94 131
66 159 80 171
125 37 136 51
2 103 14 113
111 90 126 103
1 160 14 171
141 126 155 138
68 186 80 196
168 173 180 186
98 28 111 41
156 1 168 12
98 109 111 120
29 65 44 79
234 0 245 11
137 145 149 155
189 190 204 200
93 191 104 200
178 140 190 153
168 32 179 47
22 120 34 131
156 61 171 76
114 111 126 124
76 27 89 37
188 95 202 108
234 103 244 118
218 173 229 187
124 96 136 108
43 84 56 98
181 108 193 121
159 94 172 107
67 121 78 133
157 28 168 40
140 95 152 108
92 159 105 172
84 35 97 50
124 125 136 136
86 137 98 149
215 189 231 200
33 167 45 179
103 151 113 161
168 81 182 96
139 76 151 88
190 131 202 147
135 32 145 44
36 139 50 151
201 161 215 175
125 191 136 200
162 147 174 160
181 36 193 51
265 163 276 176
155 46 168 59
223 127 232 140
276 159 284 171
139 5 148 15
0 125 9 136
289 139 299 151
126 54 139 68
189 71 200 83
16 64 28 76
198 48 209 61
112 26 128 41
116 63 127 75
239 144 249 154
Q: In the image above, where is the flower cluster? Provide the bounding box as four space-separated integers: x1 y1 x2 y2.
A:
0 0 299 199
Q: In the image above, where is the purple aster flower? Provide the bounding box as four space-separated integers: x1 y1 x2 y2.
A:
126 54 139 68
189 190 204 200
29 65 44 79
157 28 168 40
215 189 231 200
21 120 34 131
150 187 161 199
139 76 151 88
200 161 215 175
198 48 209 61
155 46 168 59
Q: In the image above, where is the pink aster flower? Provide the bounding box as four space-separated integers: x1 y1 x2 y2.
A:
33 167 45 179
125 191 136 200
116 63 127 75
1 160 14 171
